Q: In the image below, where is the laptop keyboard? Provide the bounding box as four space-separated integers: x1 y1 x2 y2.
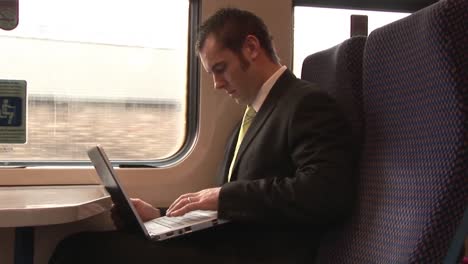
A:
150 210 216 228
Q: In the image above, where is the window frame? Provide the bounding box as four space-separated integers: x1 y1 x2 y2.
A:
292 2 413 77
293 0 437 13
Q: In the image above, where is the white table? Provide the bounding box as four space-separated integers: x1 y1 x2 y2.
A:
0 185 112 264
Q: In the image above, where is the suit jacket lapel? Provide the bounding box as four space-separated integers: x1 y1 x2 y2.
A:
230 70 296 180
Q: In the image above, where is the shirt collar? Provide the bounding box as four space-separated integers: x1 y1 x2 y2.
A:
251 65 287 112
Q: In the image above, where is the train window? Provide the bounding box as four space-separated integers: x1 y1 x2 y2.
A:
293 6 409 76
0 0 193 164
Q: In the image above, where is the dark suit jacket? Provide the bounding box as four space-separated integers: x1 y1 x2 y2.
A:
218 70 355 228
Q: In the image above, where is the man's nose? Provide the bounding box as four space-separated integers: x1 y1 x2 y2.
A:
213 75 226 90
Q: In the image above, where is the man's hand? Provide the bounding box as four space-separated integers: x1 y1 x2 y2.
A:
111 198 160 229
166 187 221 217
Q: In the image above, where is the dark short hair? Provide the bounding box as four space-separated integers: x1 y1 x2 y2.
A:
196 8 279 64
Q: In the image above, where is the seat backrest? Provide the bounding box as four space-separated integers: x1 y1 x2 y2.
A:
301 36 366 149
317 0 468 262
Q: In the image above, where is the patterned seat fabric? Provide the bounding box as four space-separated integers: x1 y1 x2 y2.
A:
316 0 468 263
301 36 366 150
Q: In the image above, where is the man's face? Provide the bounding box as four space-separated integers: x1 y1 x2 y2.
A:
199 35 258 105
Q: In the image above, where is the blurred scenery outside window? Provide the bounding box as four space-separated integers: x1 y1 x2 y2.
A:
0 0 190 162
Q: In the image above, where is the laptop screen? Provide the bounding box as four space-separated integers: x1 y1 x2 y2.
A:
88 145 148 236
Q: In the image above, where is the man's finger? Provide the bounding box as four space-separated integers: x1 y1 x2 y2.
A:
167 194 189 212
169 202 199 217
167 193 197 214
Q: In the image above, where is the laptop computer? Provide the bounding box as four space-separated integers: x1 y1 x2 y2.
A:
87 145 228 241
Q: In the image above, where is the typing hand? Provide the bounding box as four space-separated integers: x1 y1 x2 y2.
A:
166 187 220 217
111 198 160 229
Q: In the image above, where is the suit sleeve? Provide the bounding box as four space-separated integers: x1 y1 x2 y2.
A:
218 92 355 225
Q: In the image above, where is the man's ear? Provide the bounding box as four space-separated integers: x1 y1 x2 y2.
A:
243 35 260 60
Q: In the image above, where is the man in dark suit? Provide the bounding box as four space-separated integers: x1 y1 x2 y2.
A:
50 8 355 264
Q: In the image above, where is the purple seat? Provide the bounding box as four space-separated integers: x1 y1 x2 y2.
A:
316 0 468 262
301 36 366 150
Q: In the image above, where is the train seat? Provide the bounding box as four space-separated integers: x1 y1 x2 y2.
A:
311 0 468 262
301 35 367 151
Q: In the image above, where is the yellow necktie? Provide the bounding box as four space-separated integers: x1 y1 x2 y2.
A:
227 106 256 182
